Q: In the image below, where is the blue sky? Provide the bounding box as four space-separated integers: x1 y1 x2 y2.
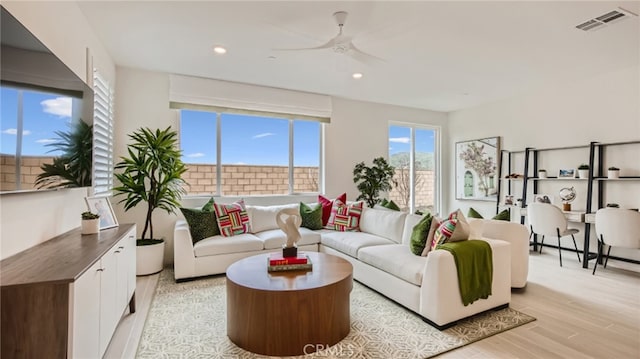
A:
388 125 435 155
180 110 320 166
1 87 71 156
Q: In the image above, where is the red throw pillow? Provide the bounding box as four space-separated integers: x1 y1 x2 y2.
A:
319 193 347 226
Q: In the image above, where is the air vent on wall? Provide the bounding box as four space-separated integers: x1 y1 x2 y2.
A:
576 7 638 32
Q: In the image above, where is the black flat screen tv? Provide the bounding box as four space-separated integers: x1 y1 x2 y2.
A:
0 6 94 194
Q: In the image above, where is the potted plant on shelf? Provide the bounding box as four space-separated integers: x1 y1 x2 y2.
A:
114 127 187 276
607 166 620 179
353 157 396 208
577 164 590 179
81 211 100 235
537 169 547 179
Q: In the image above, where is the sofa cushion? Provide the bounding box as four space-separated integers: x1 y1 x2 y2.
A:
358 244 427 286
319 193 347 225
326 200 364 231
320 231 395 258
359 206 408 243
179 198 219 243
299 202 323 230
247 204 299 233
193 233 263 257
256 227 321 250
213 199 251 237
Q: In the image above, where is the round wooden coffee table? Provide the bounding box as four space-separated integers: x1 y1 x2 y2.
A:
226 252 353 356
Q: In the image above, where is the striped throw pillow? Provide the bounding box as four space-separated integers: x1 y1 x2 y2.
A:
213 199 251 237
325 200 363 231
433 209 470 247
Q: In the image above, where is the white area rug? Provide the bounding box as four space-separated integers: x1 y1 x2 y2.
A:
136 269 535 358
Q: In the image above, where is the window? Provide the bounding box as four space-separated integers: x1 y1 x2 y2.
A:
388 124 439 214
179 110 321 196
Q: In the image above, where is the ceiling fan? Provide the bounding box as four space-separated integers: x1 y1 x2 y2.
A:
275 11 384 64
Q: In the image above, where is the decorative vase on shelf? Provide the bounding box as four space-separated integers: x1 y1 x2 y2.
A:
577 164 589 179
607 168 620 179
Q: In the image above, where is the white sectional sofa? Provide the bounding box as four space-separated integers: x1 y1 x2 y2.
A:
174 204 529 328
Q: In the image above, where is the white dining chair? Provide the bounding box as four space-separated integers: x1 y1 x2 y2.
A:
527 202 581 267
593 208 640 275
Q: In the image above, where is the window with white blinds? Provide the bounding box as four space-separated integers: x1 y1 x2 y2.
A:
92 69 114 196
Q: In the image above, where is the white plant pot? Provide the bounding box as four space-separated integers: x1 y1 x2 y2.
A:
578 169 589 179
608 170 620 179
136 241 165 276
81 219 100 235
538 171 547 179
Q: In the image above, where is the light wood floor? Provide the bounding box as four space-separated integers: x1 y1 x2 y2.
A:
105 251 640 358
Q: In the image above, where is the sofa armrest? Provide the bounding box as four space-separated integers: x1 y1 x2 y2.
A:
418 239 511 326
174 219 196 280
479 220 530 288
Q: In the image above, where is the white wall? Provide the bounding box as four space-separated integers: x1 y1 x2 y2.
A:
448 64 640 260
114 68 449 263
0 2 115 260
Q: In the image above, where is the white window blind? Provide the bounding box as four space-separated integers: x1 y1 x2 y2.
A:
92 69 114 196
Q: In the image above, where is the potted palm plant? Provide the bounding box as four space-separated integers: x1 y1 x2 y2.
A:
114 127 187 275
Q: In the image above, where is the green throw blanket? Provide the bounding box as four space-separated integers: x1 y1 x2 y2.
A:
437 240 493 306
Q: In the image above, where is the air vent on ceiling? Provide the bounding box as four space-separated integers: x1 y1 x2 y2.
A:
576 7 638 32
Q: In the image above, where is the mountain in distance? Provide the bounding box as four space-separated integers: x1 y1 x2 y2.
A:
389 152 434 170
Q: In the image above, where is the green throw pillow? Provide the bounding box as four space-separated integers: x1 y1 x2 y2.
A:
380 198 389 207
180 198 220 243
385 199 401 211
468 207 484 219
300 202 323 230
409 213 433 255
492 209 510 221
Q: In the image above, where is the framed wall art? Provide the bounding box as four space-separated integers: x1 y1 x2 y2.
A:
456 136 500 201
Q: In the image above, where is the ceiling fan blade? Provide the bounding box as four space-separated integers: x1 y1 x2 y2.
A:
273 37 336 51
349 43 385 64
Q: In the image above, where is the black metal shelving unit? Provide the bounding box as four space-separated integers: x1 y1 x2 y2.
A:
498 140 640 268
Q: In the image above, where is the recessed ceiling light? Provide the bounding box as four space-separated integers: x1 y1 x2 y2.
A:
352 72 363 79
213 46 227 54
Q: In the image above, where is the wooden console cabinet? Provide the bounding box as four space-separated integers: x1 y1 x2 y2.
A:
1 224 136 358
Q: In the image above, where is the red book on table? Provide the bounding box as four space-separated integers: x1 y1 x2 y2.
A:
269 253 308 265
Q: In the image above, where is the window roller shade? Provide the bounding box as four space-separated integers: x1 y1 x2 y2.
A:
169 74 331 123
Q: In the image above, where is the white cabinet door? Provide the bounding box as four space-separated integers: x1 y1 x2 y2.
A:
99 248 118 357
115 238 128 309
71 259 101 359
117 229 136 308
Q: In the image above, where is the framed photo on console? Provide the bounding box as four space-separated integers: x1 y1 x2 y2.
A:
86 196 119 230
